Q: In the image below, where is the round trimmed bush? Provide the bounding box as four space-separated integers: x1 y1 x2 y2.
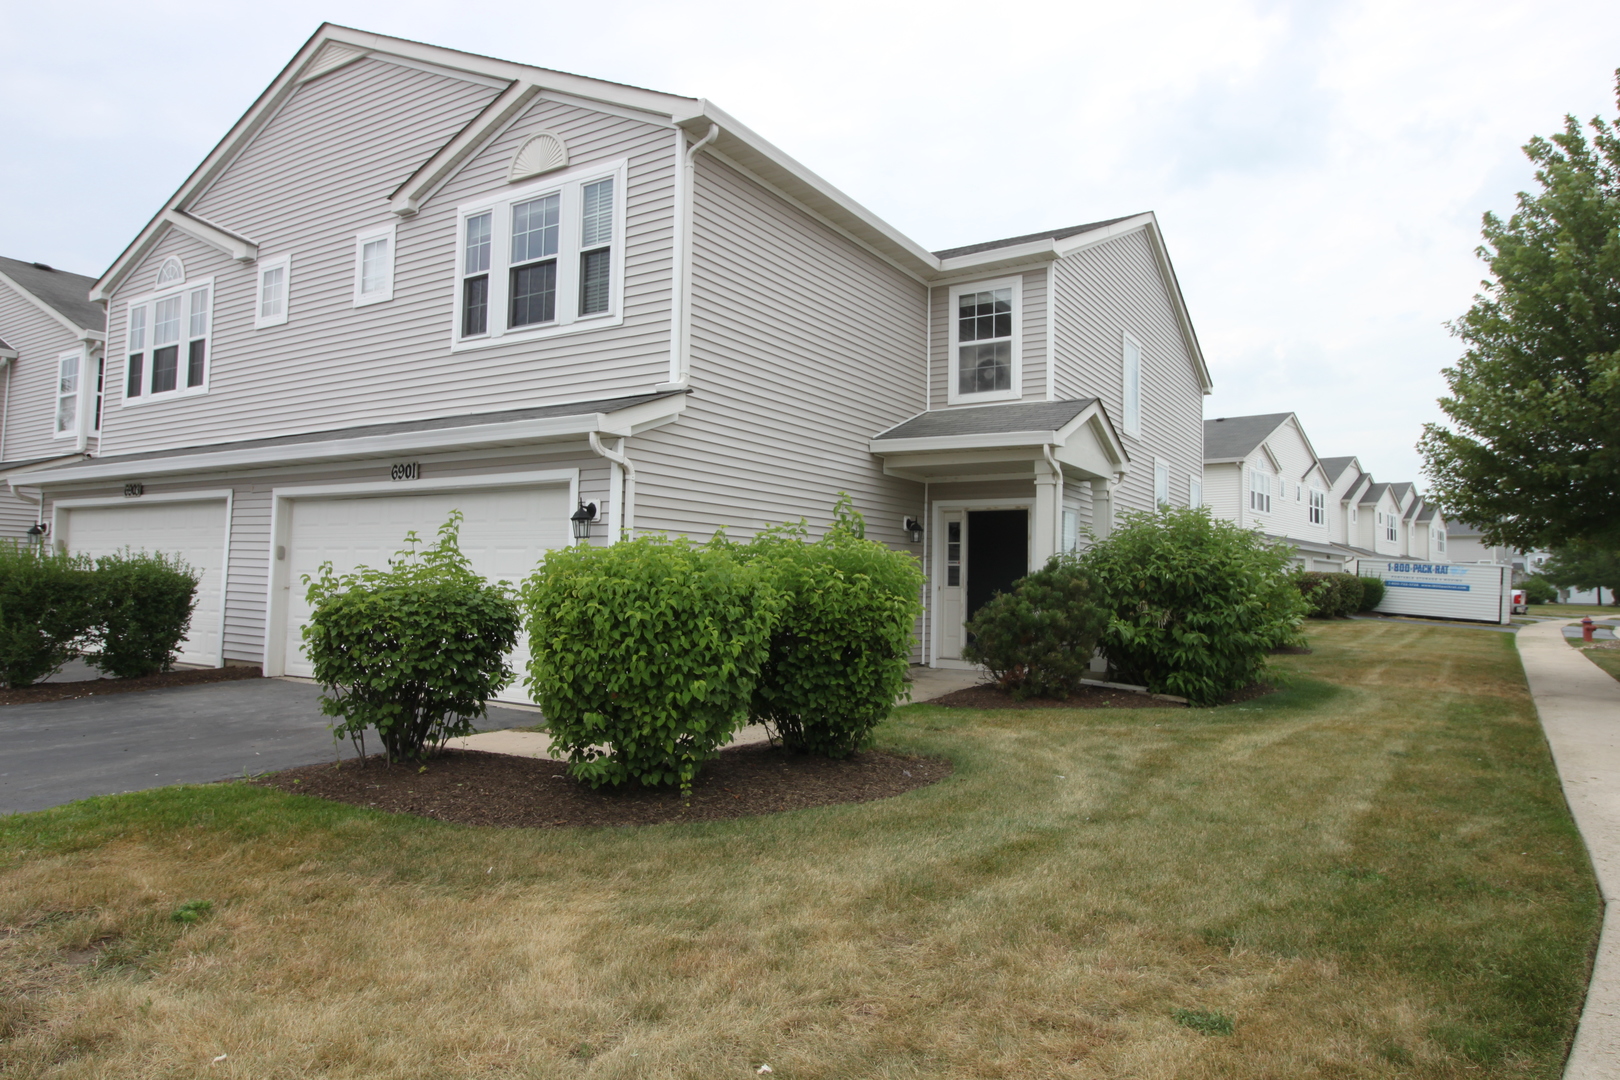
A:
0 542 96 688
1076 506 1308 705
1295 571 1364 618
1357 575 1386 611
88 550 200 678
963 556 1110 699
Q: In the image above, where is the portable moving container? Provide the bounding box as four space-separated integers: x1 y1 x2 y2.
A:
1355 560 1512 625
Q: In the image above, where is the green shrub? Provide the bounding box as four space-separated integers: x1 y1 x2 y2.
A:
86 550 199 678
963 556 1111 699
0 542 96 688
522 534 778 791
739 497 924 757
1357 575 1386 611
1076 507 1308 705
1295 571 1364 618
1521 575 1558 604
302 513 521 764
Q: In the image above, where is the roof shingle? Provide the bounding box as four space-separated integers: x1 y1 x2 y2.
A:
0 256 103 332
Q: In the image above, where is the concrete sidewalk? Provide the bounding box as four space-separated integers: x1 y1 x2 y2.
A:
1518 619 1620 1077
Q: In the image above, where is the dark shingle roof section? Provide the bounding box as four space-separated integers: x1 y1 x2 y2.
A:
1318 456 1358 482
1415 505 1438 523
1203 413 1292 461
932 216 1139 259
1389 481 1414 503
1358 482 1391 505
0 257 104 332
37 391 685 469
874 399 1098 441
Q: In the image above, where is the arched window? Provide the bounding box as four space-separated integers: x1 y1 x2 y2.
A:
155 257 185 287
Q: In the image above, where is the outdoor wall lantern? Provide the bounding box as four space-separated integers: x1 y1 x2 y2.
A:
570 501 598 541
904 517 924 544
25 522 48 545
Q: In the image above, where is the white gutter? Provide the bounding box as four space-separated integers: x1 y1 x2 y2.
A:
588 431 636 539
664 122 720 389
0 357 11 461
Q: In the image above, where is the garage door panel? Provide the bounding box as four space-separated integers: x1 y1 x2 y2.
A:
283 485 567 705
62 500 226 667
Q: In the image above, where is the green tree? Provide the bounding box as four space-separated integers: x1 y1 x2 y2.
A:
1540 542 1620 605
1418 72 1620 550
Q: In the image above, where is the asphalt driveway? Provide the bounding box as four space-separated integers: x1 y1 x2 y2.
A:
1 678 535 816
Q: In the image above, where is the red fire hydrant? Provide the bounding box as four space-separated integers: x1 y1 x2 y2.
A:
1582 617 1596 643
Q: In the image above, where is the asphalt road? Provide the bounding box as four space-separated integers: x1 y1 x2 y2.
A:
1 678 534 816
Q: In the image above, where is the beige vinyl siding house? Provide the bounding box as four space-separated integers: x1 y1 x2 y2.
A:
0 257 106 539
14 23 1213 677
1202 412 1342 570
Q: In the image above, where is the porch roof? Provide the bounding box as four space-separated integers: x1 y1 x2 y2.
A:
869 398 1129 483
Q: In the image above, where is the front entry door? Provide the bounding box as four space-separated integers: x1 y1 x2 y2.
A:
936 507 1028 662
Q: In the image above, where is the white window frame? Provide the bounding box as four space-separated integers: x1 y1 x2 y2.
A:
450 158 629 352
1387 513 1399 542
1249 467 1271 513
1153 458 1170 507
352 224 396 307
1188 475 1202 508
255 255 291 329
1309 488 1326 525
120 276 216 406
946 275 1022 405
1436 528 1446 553
1062 509 1079 553
53 348 83 439
1121 330 1143 436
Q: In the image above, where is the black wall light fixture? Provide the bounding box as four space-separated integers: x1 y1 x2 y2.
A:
904 517 924 544
25 522 48 545
571 501 598 540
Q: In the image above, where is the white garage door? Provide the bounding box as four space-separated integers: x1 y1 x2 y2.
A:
281 484 569 704
60 499 227 667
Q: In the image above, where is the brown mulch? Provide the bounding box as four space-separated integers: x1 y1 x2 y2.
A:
928 681 1280 709
1271 644 1314 655
0 665 263 706
253 743 951 829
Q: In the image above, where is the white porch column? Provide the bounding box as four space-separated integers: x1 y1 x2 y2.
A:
1033 463 1060 566
1092 479 1115 539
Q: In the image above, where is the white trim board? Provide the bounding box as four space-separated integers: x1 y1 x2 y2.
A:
927 496 1035 669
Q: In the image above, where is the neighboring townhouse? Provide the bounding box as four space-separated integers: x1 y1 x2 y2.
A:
0 258 106 539
9 24 1212 688
1201 412 1342 570
1446 522 1520 567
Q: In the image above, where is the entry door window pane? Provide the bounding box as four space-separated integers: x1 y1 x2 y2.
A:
946 521 961 586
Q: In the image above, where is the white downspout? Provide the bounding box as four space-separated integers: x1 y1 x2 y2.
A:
665 123 720 389
0 357 11 461
588 431 636 539
1043 444 1064 554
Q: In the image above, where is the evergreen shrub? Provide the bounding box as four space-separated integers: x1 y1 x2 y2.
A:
522 534 778 791
1521 575 1558 604
1295 571 1364 618
1357 576 1386 611
962 556 1110 699
0 542 96 688
1076 507 1308 705
302 513 521 764
739 496 923 757
87 550 199 678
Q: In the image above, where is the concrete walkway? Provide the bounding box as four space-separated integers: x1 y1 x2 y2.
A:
1518 619 1620 1077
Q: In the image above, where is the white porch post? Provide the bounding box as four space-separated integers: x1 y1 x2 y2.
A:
1092 479 1115 539
1033 462 1060 566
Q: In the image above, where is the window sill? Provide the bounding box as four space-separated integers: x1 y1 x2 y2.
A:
945 387 1022 406
449 310 624 352
120 387 211 408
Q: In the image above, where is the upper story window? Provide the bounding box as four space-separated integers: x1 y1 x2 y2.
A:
255 255 291 329
1387 515 1399 542
1121 332 1142 436
1309 488 1326 525
54 350 81 437
452 160 627 350
124 279 213 403
1154 460 1170 507
354 225 395 306
947 276 1021 404
1249 467 1271 513
1436 529 1446 553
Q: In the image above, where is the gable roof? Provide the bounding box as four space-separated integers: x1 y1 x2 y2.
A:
0 256 104 334
1318 456 1360 483
875 399 1099 440
1389 481 1414 505
933 217 1138 259
86 25 1213 395
1203 413 1292 462
1415 505 1438 523
1358 482 1393 506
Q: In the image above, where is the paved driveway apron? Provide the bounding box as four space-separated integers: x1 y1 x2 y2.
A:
1 678 534 816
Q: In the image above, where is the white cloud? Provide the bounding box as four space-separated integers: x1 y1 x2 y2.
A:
2 0 1616 486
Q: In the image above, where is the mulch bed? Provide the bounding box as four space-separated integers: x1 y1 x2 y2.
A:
928 681 1279 709
0 665 263 706
254 743 951 829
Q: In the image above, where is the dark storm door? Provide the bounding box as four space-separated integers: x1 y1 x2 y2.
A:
966 509 1028 621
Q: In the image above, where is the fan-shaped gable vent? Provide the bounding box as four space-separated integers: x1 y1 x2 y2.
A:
509 132 569 183
301 42 368 83
155 257 185 287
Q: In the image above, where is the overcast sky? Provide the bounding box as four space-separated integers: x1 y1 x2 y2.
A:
2 0 1617 483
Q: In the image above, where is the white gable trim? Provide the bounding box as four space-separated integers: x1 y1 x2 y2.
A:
164 210 258 261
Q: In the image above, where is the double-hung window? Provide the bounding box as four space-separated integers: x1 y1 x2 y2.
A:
1249 468 1271 513
1309 488 1326 525
1121 332 1142 436
947 276 1021 403
354 225 395 306
255 255 290 328
123 278 213 402
54 350 82 436
453 160 627 348
1387 515 1398 542
1188 476 1203 508
1154 460 1170 507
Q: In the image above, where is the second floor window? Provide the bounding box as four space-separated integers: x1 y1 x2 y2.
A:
1249 468 1270 513
947 276 1020 403
124 281 212 401
453 161 625 347
1309 488 1325 524
1387 516 1399 542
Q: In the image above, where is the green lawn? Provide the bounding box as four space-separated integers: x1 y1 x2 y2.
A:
0 621 1600 1079
1529 602 1620 618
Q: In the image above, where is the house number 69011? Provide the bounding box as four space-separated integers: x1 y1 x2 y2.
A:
390 462 421 481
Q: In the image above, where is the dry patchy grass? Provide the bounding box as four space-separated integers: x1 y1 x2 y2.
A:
0 620 1599 1079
